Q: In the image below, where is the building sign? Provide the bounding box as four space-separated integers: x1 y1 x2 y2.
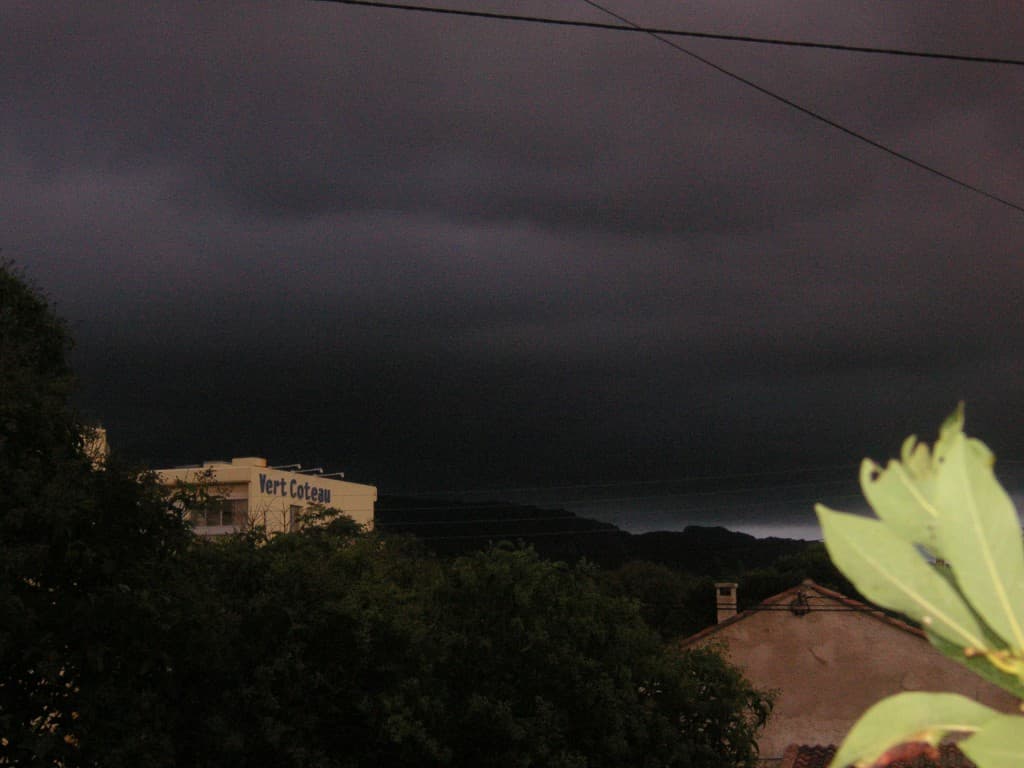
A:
258 473 332 504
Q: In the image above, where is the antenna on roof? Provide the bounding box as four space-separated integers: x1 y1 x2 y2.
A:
271 463 301 470
321 471 346 479
299 468 323 475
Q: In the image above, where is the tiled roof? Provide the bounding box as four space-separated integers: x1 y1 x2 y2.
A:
679 579 924 648
780 743 975 768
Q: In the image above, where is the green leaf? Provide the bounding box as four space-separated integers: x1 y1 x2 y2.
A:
874 405 966 556
859 458 944 556
830 692 1000 768
900 434 932 482
960 714 1024 768
934 403 966 456
927 632 1024 700
816 506 991 651
934 432 1024 651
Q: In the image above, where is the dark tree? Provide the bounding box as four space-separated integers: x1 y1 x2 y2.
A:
601 560 715 640
168 531 771 768
0 263 191 766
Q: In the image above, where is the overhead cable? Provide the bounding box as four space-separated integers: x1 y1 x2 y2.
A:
319 0 1024 214
401 458 1024 500
578 0 1024 215
404 463 859 498
321 0 1024 66
378 490 861 518
380 527 627 541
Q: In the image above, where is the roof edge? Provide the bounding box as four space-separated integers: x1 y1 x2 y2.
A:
679 579 924 648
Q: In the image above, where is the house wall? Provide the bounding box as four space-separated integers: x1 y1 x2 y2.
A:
689 591 1019 760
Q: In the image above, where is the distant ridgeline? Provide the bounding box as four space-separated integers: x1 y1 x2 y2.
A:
374 496 813 575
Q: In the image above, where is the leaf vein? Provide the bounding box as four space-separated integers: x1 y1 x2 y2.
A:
955 455 1024 650
847 534 988 651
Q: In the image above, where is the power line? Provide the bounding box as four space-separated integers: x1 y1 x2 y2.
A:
392 460 1024 512
710 608 904 619
319 0 1024 214
560 490 862 510
378 526 825 541
320 0 1024 67
379 526 627 541
380 489 861 518
377 513 585 526
405 462 859 498
578 0 1024 215
377 491 860 528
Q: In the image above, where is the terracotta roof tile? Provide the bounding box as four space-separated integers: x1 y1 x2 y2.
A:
779 743 975 768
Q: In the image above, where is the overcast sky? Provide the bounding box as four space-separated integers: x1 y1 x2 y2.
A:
7 1 1024 524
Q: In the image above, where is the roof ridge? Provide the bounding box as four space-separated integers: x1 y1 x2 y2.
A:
679 579 925 647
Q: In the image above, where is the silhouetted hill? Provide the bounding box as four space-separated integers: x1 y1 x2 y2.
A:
375 496 812 575
629 528 810 575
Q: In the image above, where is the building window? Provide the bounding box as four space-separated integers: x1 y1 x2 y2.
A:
194 498 247 528
288 505 302 532
225 499 247 525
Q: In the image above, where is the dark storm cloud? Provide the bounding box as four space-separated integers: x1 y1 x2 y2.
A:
7 1 1003 236
5 1 1024 496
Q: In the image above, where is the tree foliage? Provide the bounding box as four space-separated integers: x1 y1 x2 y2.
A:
600 546 857 643
166 533 771 768
0 264 192 765
817 406 1024 768
601 561 714 640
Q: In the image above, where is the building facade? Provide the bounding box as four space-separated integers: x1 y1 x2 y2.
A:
156 457 376 536
681 581 1019 763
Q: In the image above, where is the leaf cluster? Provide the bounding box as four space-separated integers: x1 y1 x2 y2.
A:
817 406 1024 767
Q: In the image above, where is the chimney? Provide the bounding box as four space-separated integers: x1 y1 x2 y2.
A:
715 582 738 623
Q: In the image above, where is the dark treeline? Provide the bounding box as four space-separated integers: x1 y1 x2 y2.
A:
376 496 858 639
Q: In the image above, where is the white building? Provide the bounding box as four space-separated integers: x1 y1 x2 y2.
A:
156 456 376 536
